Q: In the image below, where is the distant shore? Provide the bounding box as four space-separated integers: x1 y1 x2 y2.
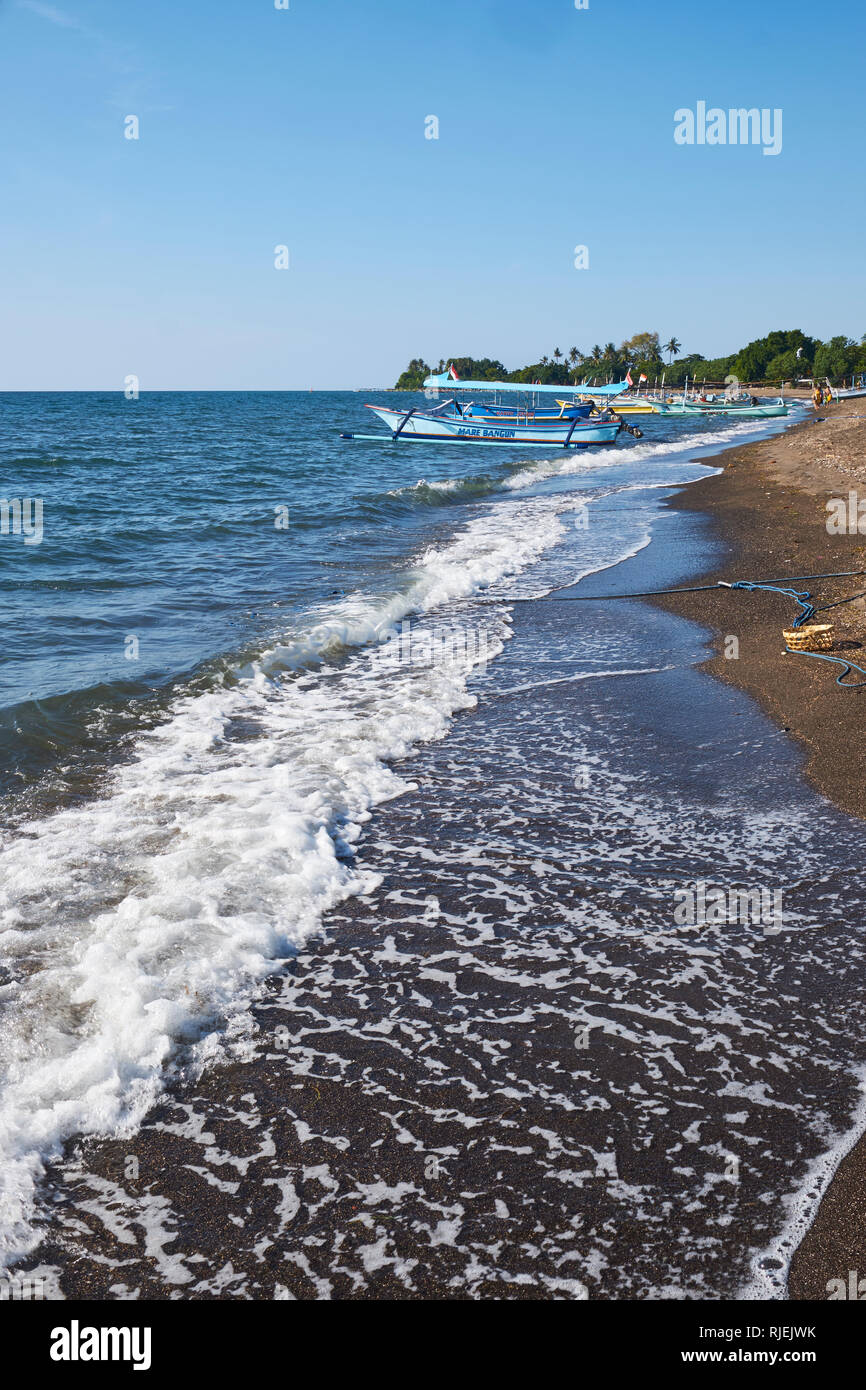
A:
649 398 866 1297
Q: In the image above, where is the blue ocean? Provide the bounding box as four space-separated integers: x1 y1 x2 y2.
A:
0 391 753 799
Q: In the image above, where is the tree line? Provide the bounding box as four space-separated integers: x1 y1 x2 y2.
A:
395 330 866 390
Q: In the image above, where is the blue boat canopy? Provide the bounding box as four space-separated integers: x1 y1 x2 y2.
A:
422 369 628 397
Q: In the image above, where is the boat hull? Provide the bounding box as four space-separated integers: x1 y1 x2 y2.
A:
656 402 788 418
366 405 622 446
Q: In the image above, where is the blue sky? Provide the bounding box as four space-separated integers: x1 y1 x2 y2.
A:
0 0 862 389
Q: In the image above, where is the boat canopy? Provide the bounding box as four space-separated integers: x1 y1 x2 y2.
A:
422 370 628 398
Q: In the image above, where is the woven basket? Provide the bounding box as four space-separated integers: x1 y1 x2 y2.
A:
784 623 834 651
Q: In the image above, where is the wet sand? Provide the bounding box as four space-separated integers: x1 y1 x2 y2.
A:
23 620 866 1302
649 399 866 1299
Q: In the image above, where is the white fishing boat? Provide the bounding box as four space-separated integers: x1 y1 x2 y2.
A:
652 374 789 418
341 365 635 447
343 402 623 447
657 396 788 419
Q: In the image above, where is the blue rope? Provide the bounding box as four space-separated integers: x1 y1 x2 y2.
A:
785 646 866 688
729 580 816 627
729 581 866 688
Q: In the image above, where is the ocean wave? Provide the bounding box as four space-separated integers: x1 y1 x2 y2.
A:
0 489 583 1266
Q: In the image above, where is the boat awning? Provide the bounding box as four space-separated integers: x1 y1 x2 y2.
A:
422 370 628 397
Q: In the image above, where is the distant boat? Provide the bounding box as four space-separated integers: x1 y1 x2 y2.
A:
560 397 662 416
657 397 788 419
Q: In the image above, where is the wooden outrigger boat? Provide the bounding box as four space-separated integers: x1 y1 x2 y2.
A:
653 376 789 419
657 396 788 419
341 367 635 448
348 401 623 447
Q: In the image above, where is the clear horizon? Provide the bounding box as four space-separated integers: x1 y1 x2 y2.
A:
1 0 862 390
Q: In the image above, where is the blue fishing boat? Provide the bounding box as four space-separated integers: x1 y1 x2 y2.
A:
444 399 595 424
340 366 634 448
341 400 623 448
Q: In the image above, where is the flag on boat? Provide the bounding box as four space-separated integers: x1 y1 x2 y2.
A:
625 368 634 387
448 364 460 380
639 373 648 383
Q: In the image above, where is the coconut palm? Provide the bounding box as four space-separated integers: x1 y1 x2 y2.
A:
569 347 581 365
553 347 563 361
664 337 682 364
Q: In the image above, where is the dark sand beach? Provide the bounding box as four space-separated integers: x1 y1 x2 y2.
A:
652 399 866 819
649 399 866 1299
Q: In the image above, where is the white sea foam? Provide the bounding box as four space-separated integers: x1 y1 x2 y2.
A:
253 493 567 672
740 1074 866 1300
502 418 758 491
0 486 634 1266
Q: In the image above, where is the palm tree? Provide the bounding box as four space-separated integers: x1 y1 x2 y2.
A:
540 355 549 366
569 347 581 365
591 344 601 362
664 337 682 364
553 347 563 361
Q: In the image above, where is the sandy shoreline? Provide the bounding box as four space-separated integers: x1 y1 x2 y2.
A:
651 401 866 817
649 399 866 1298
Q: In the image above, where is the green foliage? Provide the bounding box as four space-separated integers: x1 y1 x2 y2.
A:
660 354 707 387
813 337 860 381
620 332 661 364
394 358 431 390
510 361 575 385
765 351 800 382
448 357 508 381
394 329 864 389
731 329 817 383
